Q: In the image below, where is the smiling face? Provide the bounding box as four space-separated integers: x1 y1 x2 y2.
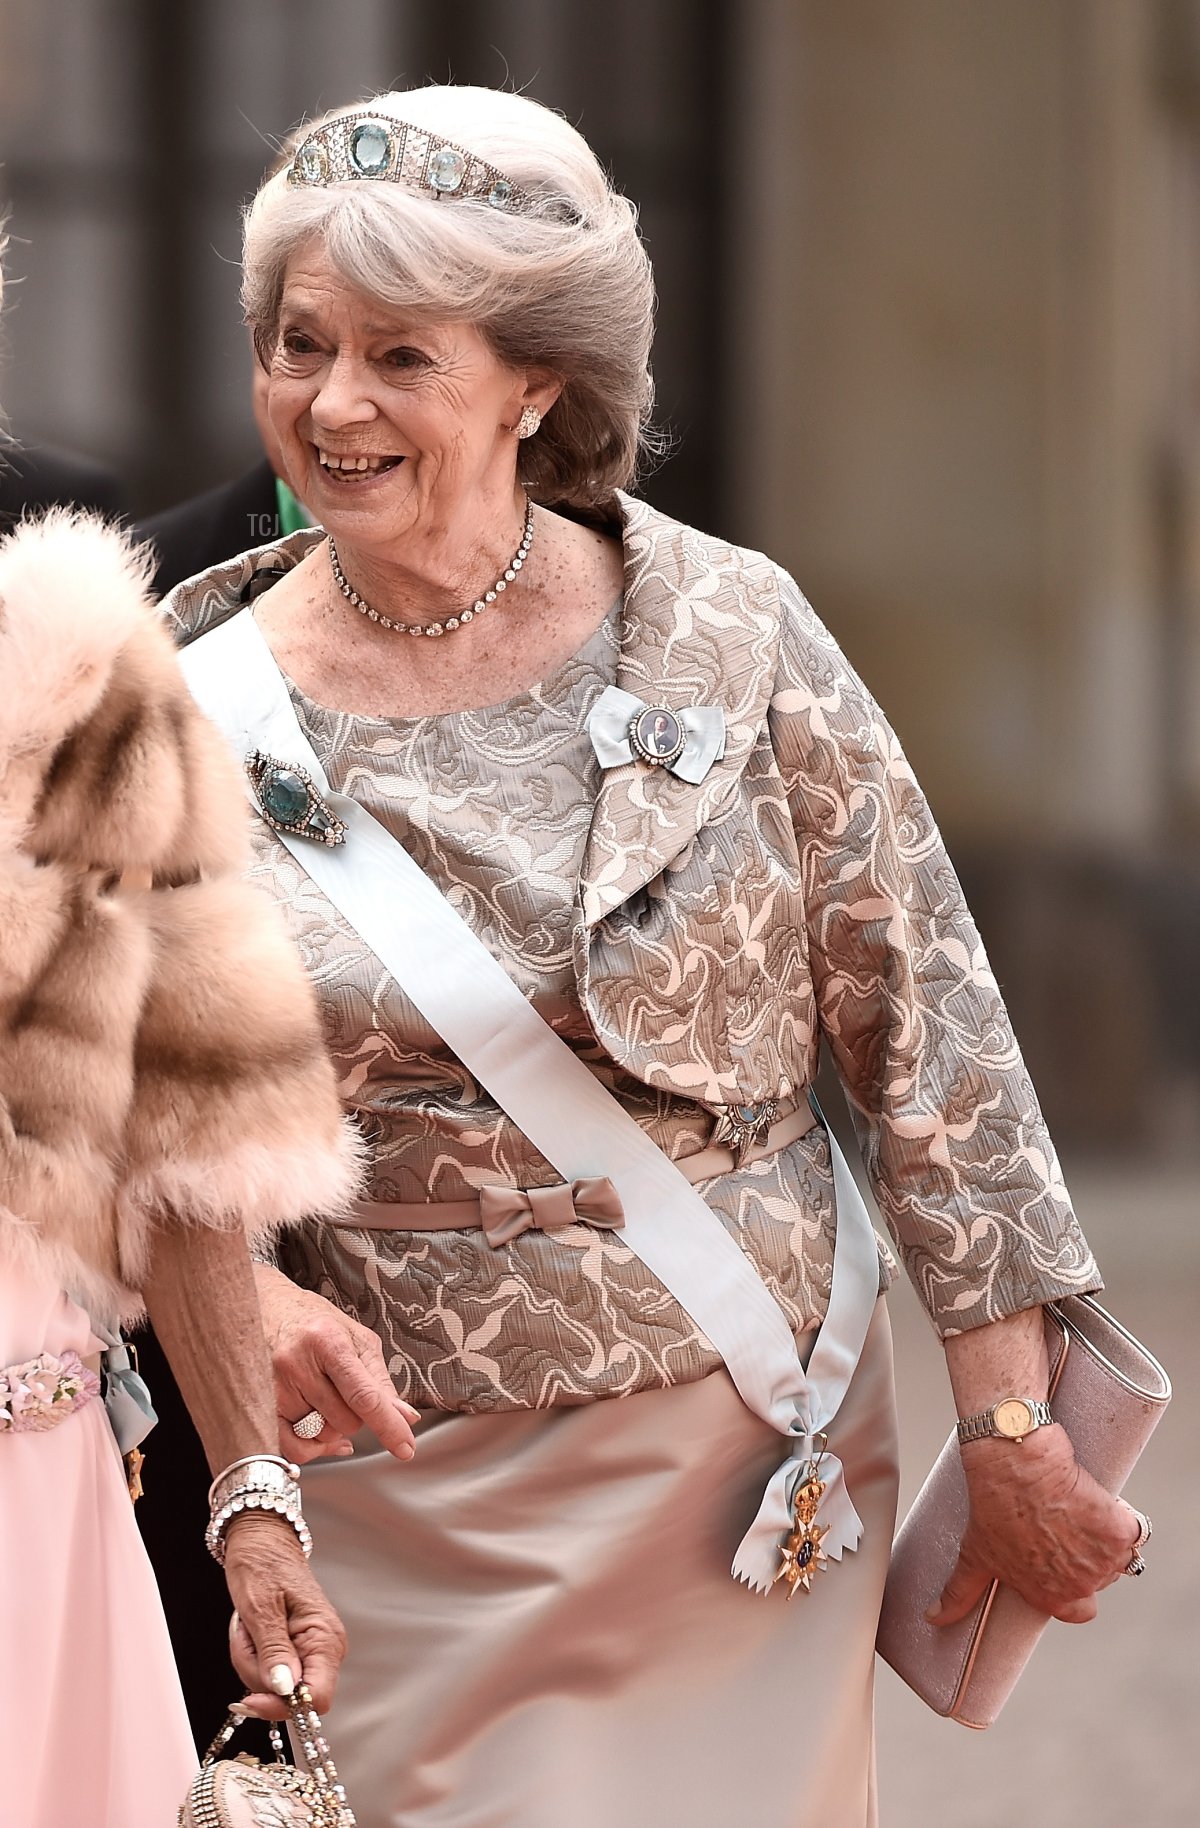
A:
267 238 547 560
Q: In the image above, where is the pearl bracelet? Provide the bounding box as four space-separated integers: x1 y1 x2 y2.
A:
205 1454 313 1566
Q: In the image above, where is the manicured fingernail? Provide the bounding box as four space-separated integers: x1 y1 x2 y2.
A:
924 1602 943 1623
335 1443 354 1457
269 1664 296 1696
227 1702 252 1718
398 1442 415 1460
400 1402 420 1420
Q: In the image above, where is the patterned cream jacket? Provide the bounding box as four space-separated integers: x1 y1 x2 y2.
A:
171 491 1100 1384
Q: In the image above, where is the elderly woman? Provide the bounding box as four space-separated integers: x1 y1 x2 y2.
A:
171 84 1141 1828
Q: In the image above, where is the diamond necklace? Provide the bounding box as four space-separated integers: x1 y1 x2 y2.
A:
328 499 534 638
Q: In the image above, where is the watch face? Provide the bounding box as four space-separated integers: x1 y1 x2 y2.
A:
993 1398 1036 1439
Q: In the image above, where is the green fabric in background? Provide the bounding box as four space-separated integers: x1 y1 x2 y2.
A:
275 476 312 535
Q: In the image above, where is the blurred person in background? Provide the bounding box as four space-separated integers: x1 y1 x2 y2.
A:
139 338 312 598
0 231 356 1826
138 123 313 600
0 429 126 531
169 83 1148 1828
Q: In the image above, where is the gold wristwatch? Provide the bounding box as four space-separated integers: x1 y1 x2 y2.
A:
955 1396 1054 1445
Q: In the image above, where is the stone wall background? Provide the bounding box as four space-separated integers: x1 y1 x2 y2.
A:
1 5 1195 1815
3 0 1196 1160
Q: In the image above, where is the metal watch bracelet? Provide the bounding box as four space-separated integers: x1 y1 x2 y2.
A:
955 1397 1055 1445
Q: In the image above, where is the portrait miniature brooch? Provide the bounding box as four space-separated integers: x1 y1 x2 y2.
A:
587 685 726 785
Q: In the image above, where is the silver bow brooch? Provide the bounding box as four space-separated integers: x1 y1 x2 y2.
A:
587 686 726 785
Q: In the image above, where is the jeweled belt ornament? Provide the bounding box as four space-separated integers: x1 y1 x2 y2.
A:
711 1099 779 1165
0 1350 100 1434
246 751 347 847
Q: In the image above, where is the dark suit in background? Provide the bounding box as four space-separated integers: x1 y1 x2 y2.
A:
0 437 127 530
138 455 282 597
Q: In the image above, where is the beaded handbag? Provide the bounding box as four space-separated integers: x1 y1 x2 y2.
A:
179 1685 355 1827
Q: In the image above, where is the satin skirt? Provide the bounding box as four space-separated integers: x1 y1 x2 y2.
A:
302 1298 899 1828
0 1258 195 1828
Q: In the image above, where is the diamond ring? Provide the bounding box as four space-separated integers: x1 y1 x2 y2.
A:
291 1409 326 1441
1123 1510 1152 1577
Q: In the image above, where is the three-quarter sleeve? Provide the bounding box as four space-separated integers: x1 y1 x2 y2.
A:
768 572 1101 1337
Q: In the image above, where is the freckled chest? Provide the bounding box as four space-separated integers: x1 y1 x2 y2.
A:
255 539 621 720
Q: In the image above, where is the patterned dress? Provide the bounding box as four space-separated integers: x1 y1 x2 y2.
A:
170 498 1100 1828
273 600 889 1410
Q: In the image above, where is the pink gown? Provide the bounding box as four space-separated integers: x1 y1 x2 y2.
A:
0 1257 196 1828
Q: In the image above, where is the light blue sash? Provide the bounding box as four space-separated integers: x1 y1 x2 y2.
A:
180 611 882 1591
92 1319 158 1454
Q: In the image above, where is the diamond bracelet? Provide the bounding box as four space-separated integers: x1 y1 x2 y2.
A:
206 1454 313 1566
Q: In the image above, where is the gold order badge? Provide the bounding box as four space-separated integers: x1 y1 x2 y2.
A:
772 1443 831 1599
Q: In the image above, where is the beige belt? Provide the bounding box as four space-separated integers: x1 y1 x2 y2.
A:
332 1103 818 1248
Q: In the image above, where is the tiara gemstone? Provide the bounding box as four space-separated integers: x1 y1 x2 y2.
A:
284 112 531 215
350 121 392 176
297 140 329 184
428 145 467 192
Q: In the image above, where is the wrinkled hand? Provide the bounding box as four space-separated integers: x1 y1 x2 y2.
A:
223 1513 347 1717
930 1426 1143 1627
253 1263 419 1465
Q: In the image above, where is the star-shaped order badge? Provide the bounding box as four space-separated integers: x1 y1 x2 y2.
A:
772 1449 831 1599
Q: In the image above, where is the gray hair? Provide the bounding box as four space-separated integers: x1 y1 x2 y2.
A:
242 86 658 509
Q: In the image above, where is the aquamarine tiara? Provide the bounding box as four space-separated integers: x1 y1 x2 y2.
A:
287 111 527 214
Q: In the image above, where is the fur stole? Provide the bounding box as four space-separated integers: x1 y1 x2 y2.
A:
0 511 360 1321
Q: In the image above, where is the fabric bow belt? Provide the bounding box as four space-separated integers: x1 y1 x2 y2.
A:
334 1106 817 1246
338 1175 629 1248
479 1178 624 1247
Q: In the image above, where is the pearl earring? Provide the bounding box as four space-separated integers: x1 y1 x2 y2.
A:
516 405 542 438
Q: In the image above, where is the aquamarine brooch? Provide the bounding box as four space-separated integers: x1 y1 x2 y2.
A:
245 751 347 847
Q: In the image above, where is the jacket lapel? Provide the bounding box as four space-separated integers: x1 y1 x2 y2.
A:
579 492 785 927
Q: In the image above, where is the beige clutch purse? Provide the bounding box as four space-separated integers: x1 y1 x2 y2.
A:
179 1685 355 1826
875 1295 1170 1728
